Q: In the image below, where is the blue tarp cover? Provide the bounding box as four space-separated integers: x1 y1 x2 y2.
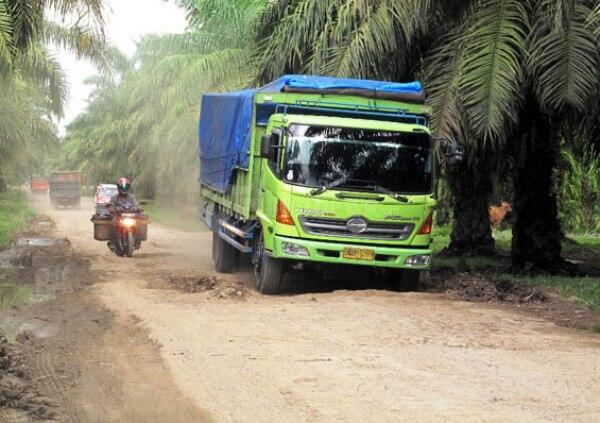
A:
199 75 423 193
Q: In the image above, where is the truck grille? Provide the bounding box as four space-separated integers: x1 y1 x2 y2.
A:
299 217 414 240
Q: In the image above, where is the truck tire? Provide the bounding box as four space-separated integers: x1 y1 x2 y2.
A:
212 231 237 273
252 233 285 294
388 269 421 292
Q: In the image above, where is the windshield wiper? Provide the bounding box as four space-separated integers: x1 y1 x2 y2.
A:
310 175 348 196
364 185 409 203
336 178 409 203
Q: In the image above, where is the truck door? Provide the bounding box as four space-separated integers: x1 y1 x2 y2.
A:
260 128 283 221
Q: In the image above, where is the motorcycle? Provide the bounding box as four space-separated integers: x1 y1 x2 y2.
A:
92 204 148 257
112 211 142 257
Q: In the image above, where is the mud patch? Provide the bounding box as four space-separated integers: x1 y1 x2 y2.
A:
442 274 549 304
432 272 600 332
157 272 249 300
0 234 90 303
0 334 59 421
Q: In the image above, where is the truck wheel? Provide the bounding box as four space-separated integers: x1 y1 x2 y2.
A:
388 269 421 292
252 233 285 294
212 231 237 273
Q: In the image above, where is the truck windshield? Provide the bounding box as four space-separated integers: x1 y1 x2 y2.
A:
284 125 433 194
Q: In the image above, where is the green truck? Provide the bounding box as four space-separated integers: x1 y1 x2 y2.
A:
198 75 459 294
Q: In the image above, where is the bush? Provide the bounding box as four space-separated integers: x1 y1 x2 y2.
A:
0 191 35 248
558 146 600 234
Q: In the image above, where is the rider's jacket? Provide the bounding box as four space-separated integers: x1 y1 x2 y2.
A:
107 193 139 212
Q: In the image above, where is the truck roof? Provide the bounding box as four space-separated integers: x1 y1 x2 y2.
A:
275 114 431 133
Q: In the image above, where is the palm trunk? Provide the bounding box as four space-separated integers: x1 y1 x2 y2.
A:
511 105 563 268
446 154 495 255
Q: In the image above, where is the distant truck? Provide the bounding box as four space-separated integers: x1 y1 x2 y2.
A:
49 171 82 207
30 175 49 195
198 75 460 294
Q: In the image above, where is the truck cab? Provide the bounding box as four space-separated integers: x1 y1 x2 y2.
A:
259 113 434 265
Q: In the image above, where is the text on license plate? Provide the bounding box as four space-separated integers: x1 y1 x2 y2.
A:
342 247 375 261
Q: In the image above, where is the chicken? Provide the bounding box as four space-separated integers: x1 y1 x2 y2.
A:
489 202 512 230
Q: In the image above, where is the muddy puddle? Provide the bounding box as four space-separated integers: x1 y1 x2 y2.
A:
0 232 89 311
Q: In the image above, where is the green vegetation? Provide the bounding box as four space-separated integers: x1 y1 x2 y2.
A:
0 191 35 248
432 227 512 254
142 201 205 233
0 281 32 311
558 144 600 233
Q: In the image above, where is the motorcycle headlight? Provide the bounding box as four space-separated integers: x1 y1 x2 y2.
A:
121 217 136 228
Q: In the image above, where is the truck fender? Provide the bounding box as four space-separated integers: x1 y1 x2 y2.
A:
255 210 275 252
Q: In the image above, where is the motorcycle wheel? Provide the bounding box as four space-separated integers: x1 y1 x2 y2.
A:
126 232 134 257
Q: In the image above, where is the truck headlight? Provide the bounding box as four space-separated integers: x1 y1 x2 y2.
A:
281 241 310 257
405 254 430 267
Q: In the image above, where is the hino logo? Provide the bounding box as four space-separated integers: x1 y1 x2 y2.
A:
346 217 368 234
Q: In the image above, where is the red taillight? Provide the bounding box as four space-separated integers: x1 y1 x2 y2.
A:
276 200 294 225
418 213 433 235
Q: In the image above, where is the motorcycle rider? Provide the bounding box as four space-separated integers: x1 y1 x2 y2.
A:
107 177 139 211
106 177 140 252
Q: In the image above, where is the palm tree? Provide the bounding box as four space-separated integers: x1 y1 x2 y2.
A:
0 0 108 186
0 71 59 190
431 0 599 268
59 0 264 202
254 0 600 268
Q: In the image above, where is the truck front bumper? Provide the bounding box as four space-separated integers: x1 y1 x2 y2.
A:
271 235 432 270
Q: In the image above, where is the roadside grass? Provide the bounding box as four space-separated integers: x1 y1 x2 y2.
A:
142 200 206 232
0 280 32 311
0 190 35 249
432 225 600 311
496 274 600 311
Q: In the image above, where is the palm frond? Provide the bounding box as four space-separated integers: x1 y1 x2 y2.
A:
42 21 110 71
0 0 14 68
15 44 68 117
589 3 600 36
459 0 530 143
423 30 467 143
529 0 599 111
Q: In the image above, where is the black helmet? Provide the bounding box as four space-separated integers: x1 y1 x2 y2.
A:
117 177 131 195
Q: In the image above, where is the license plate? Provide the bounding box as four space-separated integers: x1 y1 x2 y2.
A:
342 247 375 261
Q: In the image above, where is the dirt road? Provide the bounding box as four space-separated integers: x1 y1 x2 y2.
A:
14 199 600 421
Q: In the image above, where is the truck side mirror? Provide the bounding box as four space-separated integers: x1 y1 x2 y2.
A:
260 135 273 158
